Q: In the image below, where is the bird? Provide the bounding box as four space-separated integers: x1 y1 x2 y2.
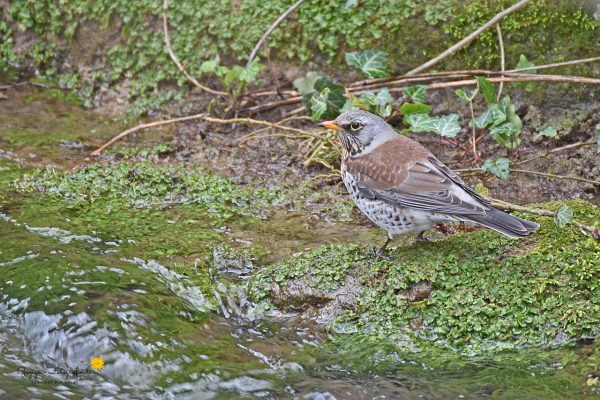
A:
318 109 539 256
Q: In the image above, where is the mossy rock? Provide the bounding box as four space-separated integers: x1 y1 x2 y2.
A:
248 200 600 354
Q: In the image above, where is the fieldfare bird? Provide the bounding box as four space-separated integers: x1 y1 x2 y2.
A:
319 109 538 255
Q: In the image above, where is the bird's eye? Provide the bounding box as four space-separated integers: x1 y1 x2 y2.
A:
350 121 362 131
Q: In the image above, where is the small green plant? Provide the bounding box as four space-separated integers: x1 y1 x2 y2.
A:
199 60 264 101
344 49 389 79
481 157 510 180
555 204 574 227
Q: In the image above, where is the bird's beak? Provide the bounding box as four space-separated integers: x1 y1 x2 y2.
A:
318 120 341 131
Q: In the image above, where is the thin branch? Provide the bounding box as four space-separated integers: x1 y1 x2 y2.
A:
90 114 319 155
163 0 227 96
405 0 533 75
246 0 306 67
510 169 600 186
495 23 505 101
491 199 598 236
514 140 595 166
0 81 71 91
241 73 600 114
504 56 600 73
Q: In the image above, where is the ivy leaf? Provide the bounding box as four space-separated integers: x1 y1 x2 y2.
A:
238 61 264 83
359 91 378 106
475 109 494 129
456 88 478 102
403 85 427 104
490 123 521 149
345 49 389 79
476 76 496 105
405 113 439 133
406 113 460 138
515 54 536 91
400 103 432 115
304 77 345 120
293 71 322 95
554 204 573 227
596 124 600 153
434 114 461 138
482 158 511 180
310 87 330 121
375 88 393 106
533 126 558 142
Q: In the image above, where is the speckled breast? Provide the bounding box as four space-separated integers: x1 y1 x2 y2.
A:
342 170 450 236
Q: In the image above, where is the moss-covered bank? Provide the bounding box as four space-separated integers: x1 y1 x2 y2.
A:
248 200 600 354
2 1 599 112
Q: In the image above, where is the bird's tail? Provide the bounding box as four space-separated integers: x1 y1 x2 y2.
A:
465 208 539 238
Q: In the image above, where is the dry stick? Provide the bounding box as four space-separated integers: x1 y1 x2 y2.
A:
347 57 600 93
90 114 320 155
495 23 505 101
0 81 70 91
405 0 533 75
510 169 600 186
515 140 595 166
163 0 226 96
246 0 306 67
491 199 597 235
242 73 600 113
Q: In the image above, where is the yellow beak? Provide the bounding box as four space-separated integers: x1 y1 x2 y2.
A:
318 120 341 131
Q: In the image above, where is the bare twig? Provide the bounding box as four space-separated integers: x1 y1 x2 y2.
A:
405 0 532 75
491 199 598 236
504 56 600 74
510 169 600 186
90 114 319 155
0 81 70 91
246 0 306 67
495 24 505 101
163 0 227 96
515 140 595 166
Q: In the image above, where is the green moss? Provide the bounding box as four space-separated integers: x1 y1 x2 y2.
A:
248 200 600 353
3 1 598 115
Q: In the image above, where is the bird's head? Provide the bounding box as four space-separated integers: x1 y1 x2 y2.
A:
318 109 395 156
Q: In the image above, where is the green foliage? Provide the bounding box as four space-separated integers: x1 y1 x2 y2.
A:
304 77 346 121
403 85 427 104
405 113 461 138
200 60 263 98
555 204 574 227
514 54 536 91
345 49 389 79
475 76 496 105
455 88 478 102
533 126 558 142
482 158 510 180
293 71 322 95
348 88 394 118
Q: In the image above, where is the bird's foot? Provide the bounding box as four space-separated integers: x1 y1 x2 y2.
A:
372 247 391 260
415 231 429 243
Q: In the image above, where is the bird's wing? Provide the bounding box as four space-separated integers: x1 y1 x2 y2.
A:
346 140 491 216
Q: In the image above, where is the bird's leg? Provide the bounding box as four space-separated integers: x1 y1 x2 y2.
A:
373 236 392 259
415 231 429 242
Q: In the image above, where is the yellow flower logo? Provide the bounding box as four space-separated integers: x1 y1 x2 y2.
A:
90 357 105 371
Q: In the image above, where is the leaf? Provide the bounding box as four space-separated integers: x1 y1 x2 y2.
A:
403 85 427 104
405 113 460 138
238 61 263 83
400 102 432 115
455 88 478 102
359 91 378 106
405 113 438 133
293 71 322 95
533 126 558 142
481 158 511 180
375 88 393 106
514 55 536 91
304 77 346 120
345 49 389 79
310 87 330 121
476 76 496 105
343 0 358 9
434 114 461 138
555 204 573 227
490 123 521 149
475 109 494 129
